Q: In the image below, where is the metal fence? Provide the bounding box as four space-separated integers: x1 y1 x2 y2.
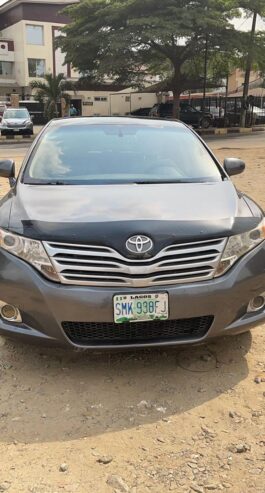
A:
188 95 265 127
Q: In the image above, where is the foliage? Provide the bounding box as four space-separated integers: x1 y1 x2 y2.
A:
30 73 73 120
59 0 243 117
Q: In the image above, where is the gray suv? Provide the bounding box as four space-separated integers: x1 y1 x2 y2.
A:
1 107 33 136
0 117 264 349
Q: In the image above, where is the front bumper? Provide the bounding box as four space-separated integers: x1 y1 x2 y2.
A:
1 126 33 134
0 243 265 349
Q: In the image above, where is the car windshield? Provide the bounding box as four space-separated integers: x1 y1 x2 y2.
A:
3 109 29 119
23 122 222 185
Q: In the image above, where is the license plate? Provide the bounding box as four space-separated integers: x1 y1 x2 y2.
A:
113 293 168 324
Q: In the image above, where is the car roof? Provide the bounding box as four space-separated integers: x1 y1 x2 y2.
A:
5 107 29 111
48 116 187 129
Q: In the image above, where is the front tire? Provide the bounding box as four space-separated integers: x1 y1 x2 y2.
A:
200 117 211 129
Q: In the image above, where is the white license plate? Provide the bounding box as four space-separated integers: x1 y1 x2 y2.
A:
113 293 168 324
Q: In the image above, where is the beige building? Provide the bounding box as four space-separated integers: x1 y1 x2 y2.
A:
228 68 262 94
0 0 158 116
0 0 79 97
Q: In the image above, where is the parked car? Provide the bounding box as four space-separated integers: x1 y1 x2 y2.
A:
1 107 34 136
251 105 265 124
221 100 257 127
130 107 152 117
0 117 264 349
149 102 213 128
0 104 7 122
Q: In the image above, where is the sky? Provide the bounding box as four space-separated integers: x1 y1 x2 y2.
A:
0 0 264 30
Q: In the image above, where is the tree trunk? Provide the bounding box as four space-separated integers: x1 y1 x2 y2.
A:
240 11 258 128
172 89 181 120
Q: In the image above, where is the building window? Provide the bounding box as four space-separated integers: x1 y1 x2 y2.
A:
94 97 108 102
52 27 70 77
28 59 46 77
0 61 13 76
26 25 44 45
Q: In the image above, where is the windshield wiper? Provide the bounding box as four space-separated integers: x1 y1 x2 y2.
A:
40 181 69 185
134 180 191 184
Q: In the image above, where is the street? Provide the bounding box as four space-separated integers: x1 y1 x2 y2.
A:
0 133 264 493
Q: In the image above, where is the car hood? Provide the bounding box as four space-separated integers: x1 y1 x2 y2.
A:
4 118 28 125
7 181 260 254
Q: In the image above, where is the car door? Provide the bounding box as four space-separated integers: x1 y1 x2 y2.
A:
180 105 200 125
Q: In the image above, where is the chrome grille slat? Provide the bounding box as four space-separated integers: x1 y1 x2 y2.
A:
53 252 219 266
56 260 215 274
43 238 226 287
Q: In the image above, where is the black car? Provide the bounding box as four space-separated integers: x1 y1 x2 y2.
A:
150 102 213 128
130 107 152 117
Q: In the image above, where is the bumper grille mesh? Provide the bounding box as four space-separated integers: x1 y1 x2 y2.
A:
62 316 214 346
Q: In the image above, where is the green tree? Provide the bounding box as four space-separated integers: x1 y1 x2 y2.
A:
59 0 240 118
237 2 265 125
30 73 73 120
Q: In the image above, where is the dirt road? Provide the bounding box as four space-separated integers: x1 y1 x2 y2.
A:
0 136 264 493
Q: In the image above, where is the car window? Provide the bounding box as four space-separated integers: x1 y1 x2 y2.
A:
23 123 222 185
3 109 29 119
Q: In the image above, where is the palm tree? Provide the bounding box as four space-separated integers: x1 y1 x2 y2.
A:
30 73 74 120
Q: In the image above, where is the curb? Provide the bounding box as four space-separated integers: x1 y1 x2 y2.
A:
0 136 35 145
197 126 265 136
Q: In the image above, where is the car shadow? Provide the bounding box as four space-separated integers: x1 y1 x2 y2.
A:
0 332 252 444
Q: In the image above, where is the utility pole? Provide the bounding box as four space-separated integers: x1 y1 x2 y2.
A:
202 33 209 113
240 11 258 127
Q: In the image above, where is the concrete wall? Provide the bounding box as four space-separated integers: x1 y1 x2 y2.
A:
68 91 158 117
228 68 260 94
110 92 157 115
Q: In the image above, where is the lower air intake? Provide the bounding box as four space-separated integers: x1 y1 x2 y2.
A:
62 316 214 346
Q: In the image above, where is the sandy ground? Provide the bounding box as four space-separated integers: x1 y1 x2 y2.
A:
0 138 264 493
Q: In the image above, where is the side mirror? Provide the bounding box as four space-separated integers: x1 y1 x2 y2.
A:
223 158 245 176
0 159 15 187
0 159 15 178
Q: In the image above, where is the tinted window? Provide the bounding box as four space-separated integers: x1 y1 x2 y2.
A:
4 109 29 119
24 123 222 184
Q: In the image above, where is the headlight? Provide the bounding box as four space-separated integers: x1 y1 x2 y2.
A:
25 120 32 126
0 228 59 282
1 120 7 126
215 218 265 277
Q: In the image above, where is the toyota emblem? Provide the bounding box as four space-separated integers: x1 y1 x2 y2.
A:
126 235 153 255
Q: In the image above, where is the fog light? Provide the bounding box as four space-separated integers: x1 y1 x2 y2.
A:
0 301 22 322
248 296 265 313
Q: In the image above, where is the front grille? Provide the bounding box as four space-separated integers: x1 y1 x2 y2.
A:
62 316 214 346
44 238 226 287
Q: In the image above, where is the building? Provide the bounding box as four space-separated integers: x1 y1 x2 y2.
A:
227 68 262 94
0 0 158 115
0 0 79 98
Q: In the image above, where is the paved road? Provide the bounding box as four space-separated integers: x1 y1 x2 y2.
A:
205 131 265 150
1 130 264 156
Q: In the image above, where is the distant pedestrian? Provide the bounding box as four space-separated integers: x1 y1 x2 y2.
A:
69 104 78 117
